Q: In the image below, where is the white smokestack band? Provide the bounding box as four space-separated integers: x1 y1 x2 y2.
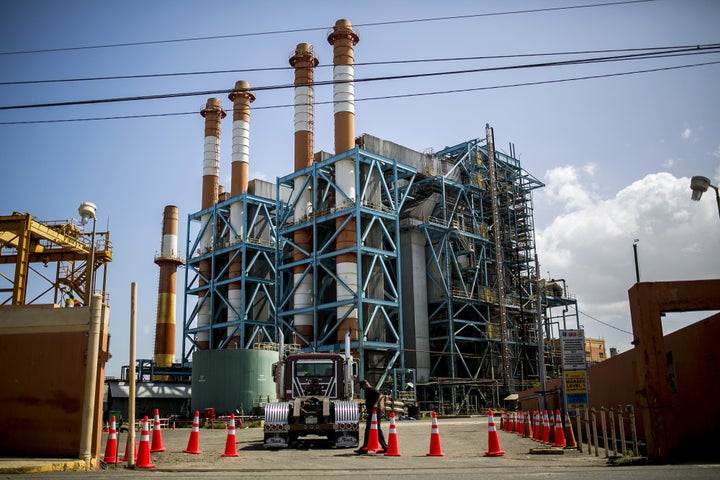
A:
229 119 248 240
333 65 355 114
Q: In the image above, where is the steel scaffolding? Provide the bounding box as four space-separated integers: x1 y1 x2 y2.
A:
275 146 416 385
183 190 278 363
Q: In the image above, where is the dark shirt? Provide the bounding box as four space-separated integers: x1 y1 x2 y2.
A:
363 386 382 412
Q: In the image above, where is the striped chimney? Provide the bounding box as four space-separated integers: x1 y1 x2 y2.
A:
227 81 255 348
290 43 318 345
328 19 359 342
198 98 226 350
153 205 184 379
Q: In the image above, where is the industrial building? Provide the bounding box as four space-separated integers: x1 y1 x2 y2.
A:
178 19 579 415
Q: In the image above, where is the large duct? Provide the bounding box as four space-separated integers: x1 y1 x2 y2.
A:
227 81 255 348
198 98 226 350
153 205 184 378
289 43 318 344
328 19 359 342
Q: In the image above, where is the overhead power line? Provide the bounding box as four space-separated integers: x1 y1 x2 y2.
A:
3 45 719 111
2 59 718 125
0 0 657 56
3 43 716 86
579 310 632 335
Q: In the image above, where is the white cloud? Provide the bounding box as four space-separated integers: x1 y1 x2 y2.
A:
535 171 720 353
681 127 692 140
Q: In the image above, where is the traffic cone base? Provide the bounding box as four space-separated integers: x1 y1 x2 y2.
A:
484 409 505 457
384 412 401 456
426 412 445 456
222 414 240 457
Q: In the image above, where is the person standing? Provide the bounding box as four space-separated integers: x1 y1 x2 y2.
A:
355 379 387 453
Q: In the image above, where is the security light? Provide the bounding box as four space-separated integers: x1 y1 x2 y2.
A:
690 176 711 201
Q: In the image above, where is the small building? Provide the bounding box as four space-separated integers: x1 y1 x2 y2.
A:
584 337 607 365
105 380 191 426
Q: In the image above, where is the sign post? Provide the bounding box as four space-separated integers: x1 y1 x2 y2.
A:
560 329 588 410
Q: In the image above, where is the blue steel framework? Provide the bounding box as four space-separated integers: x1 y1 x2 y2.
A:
407 137 576 413
183 192 278 362
180 133 580 412
275 147 415 384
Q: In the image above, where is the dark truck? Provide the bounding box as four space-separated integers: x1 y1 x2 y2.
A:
263 331 359 448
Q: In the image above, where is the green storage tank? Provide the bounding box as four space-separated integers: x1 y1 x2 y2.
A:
191 349 278 416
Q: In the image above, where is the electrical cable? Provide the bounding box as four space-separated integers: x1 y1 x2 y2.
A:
578 310 632 335
2 45 718 111
3 43 717 86
0 0 657 56
2 59 717 125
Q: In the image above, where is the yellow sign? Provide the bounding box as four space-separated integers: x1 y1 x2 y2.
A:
564 371 587 393
564 371 588 408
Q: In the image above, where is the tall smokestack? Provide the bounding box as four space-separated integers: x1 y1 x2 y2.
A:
198 97 226 350
290 43 318 345
153 205 184 379
328 19 360 343
227 81 255 348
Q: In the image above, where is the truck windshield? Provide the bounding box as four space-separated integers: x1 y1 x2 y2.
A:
296 360 334 377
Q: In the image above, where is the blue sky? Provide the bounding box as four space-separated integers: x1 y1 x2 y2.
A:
1 0 718 377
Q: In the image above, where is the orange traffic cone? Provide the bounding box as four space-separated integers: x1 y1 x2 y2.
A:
183 410 203 454
121 433 137 463
563 410 577 449
104 421 109 433
523 411 533 438
552 409 566 447
500 412 506 431
136 416 156 469
150 409 166 452
484 409 505 457
516 411 523 435
542 410 551 444
384 412 401 456
426 412 445 456
533 411 541 441
366 409 381 452
221 414 239 457
103 416 118 465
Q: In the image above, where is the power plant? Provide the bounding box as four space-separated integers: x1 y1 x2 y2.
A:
171 19 579 414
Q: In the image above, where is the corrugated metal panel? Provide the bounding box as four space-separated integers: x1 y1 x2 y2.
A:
191 349 278 415
108 382 190 399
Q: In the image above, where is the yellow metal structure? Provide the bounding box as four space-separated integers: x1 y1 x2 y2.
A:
0 212 112 306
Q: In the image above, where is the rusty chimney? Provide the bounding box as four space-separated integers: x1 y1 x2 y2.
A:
328 19 360 342
197 97 226 350
227 81 255 348
289 43 318 344
153 205 184 379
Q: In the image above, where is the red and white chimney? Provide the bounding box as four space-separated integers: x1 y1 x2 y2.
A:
328 19 360 342
227 81 255 348
153 205 183 377
197 98 226 350
290 43 318 345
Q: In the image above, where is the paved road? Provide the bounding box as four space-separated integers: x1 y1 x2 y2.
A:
13 416 719 479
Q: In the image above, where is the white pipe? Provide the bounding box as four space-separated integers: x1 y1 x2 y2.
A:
78 293 102 464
